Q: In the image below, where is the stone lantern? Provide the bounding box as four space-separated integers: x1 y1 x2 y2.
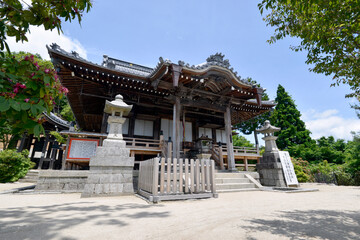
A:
82 94 135 197
196 135 212 160
104 94 132 140
256 120 281 153
256 120 287 187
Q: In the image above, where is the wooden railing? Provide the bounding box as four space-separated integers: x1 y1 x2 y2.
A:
222 145 260 155
138 157 217 202
210 145 224 170
123 137 161 150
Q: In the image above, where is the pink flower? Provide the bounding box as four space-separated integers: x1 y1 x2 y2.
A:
24 56 30 61
24 98 30 102
13 88 19 93
30 72 35 77
15 83 26 89
61 86 69 95
44 69 50 73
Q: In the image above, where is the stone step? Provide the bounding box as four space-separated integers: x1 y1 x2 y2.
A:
216 183 256 190
18 170 40 183
215 178 250 184
217 188 259 193
215 172 246 178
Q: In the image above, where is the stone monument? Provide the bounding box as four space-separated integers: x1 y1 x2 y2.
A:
82 94 134 197
256 120 287 187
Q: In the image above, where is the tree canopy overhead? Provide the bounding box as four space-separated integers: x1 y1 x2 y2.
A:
0 0 92 54
258 0 360 97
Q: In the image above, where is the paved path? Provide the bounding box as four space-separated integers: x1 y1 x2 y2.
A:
0 183 359 240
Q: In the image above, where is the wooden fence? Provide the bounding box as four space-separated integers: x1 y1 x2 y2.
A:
138 157 218 202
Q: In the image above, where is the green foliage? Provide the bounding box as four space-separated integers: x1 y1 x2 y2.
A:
0 149 34 183
232 134 255 148
0 121 12 149
59 98 75 122
0 0 92 55
49 131 66 144
289 136 349 164
293 164 309 183
0 54 68 136
270 85 313 149
258 0 360 97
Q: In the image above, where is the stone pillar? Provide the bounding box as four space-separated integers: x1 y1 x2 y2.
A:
82 95 134 197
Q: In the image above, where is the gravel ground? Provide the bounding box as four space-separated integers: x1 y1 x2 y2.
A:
0 183 359 240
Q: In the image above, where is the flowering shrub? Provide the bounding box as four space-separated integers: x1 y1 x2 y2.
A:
0 55 68 136
292 158 311 182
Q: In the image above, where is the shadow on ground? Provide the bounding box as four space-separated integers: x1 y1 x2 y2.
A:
244 209 360 240
0 201 169 240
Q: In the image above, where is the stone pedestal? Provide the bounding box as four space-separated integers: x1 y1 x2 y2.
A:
196 153 212 160
257 152 286 187
81 139 134 197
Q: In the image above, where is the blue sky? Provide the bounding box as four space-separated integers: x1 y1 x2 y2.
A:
9 0 360 142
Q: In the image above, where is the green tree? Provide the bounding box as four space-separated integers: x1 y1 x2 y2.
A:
0 0 92 54
270 84 313 149
258 0 360 97
0 1 91 137
235 78 271 146
232 134 255 148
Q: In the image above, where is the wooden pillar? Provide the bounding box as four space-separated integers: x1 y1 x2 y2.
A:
224 106 236 171
171 64 182 160
173 96 181 160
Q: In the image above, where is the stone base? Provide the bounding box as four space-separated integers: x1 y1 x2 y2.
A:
35 170 88 193
196 153 212 160
81 166 134 198
257 152 287 187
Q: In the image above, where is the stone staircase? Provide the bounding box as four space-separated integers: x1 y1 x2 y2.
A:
215 171 261 193
18 170 40 183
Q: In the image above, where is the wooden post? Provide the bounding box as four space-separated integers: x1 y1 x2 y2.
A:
38 134 50 169
210 160 216 194
206 160 211 191
166 157 171 193
173 158 177 193
160 158 165 194
201 160 205 192
152 158 159 196
172 96 181 160
219 144 224 170
184 158 189 193
195 159 200 193
190 159 195 193
62 137 70 170
244 157 248 171
224 106 236 171
179 159 183 193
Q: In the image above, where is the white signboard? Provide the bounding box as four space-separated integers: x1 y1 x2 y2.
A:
279 151 299 186
67 138 99 160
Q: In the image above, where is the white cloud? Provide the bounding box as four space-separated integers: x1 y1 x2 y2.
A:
7 26 87 60
302 109 360 140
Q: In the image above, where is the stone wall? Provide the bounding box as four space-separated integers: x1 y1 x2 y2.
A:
35 170 89 193
35 170 139 193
